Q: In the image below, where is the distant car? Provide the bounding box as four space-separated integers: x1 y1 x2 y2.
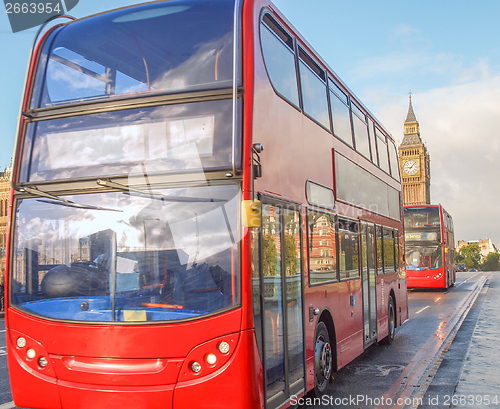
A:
469 268 477 272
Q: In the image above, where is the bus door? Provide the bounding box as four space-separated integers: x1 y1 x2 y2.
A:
360 221 377 347
252 200 305 409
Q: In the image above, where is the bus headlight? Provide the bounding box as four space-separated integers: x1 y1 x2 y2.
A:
16 337 27 348
38 357 48 368
218 341 230 354
190 361 202 373
26 348 36 359
205 353 217 365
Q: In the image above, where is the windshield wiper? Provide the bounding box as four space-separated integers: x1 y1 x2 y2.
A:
36 199 122 212
17 186 73 203
16 186 122 212
96 179 225 203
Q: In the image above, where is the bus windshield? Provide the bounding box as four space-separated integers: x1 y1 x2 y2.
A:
31 0 237 108
10 184 240 322
405 245 443 270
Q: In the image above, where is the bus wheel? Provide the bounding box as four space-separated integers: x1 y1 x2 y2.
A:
314 322 333 395
382 297 396 345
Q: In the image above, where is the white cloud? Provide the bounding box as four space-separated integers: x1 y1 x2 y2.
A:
454 58 492 84
393 24 420 38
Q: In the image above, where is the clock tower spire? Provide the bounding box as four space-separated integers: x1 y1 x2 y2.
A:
398 93 431 205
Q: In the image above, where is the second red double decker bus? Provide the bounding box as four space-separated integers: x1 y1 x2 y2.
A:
404 204 456 289
6 0 408 408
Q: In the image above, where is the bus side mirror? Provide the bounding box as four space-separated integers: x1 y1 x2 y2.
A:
253 163 262 179
252 144 264 180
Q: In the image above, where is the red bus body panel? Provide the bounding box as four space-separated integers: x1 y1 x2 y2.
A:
7 307 264 408
407 267 447 289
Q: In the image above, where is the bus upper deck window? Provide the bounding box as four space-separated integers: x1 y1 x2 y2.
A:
298 47 329 130
31 0 236 108
260 13 300 108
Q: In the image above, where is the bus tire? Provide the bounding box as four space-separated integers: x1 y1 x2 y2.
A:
382 296 396 345
313 321 333 396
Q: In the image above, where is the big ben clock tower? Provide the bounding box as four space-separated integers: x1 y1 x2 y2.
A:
399 93 430 205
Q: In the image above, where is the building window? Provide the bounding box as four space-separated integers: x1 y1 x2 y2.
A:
308 211 337 284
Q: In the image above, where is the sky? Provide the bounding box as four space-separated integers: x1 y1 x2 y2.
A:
1 0 500 246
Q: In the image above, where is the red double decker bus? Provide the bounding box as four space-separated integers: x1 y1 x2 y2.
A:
6 1 408 408
404 204 456 289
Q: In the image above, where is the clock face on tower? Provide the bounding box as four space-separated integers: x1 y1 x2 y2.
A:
403 159 419 176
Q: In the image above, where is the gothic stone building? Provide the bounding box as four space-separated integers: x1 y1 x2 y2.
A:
399 96 430 205
1 167 10 292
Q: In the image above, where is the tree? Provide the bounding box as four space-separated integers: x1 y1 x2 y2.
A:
262 234 278 276
462 258 475 270
481 252 500 271
284 234 298 275
456 243 482 270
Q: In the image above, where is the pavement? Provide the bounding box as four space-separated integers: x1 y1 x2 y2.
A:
420 271 500 408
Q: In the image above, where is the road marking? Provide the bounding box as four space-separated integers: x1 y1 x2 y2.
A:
355 364 405 377
415 305 430 314
456 272 481 288
0 402 15 409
